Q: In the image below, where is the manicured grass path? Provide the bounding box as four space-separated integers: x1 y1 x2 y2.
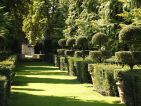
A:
10 62 125 106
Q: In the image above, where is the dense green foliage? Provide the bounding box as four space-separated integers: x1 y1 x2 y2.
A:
1 0 141 106
119 26 141 50
115 51 141 70
74 51 83 58
64 50 74 57
66 38 75 49
57 49 65 56
118 70 141 106
92 33 108 49
0 55 17 106
58 39 66 48
76 36 88 50
88 64 127 96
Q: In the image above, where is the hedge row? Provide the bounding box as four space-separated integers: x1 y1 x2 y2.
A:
115 51 141 70
57 49 89 58
0 55 17 106
88 63 128 96
74 60 91 83
118 70 141 106
55 55 92 83
0 51 12 61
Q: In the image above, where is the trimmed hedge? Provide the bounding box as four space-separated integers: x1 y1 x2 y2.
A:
65 50 74 57
58 39 66 48
67 57 77 76
0 54 17 106
89 51 110 63
60 57 68 71
118 70 141 106
115 51 141 70
0 76 7 106
88 63 127 96
74 51 83 58
66 38 75 48
57 49 65 56
76 36 88 50
119 25 141 50
74 60 91 83
92 32 108 49
54 55 60 67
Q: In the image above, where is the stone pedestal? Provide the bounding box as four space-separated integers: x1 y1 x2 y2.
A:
116 80 125 104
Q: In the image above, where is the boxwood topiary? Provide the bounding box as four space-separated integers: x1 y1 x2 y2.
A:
58 39 66 49
66 38 75 49
74 51 83 58
92 32 108 49
89 50 110 63
57 49 65 56
119 25 141 50
89 51 103 63
115 51 141 70
76 36 88 50
65 50 74 57
89 64 125 96
118 70 141 106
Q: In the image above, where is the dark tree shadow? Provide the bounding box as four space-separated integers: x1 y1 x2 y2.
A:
17 71 67 75
17 62 54 67
9 92 125 106
13 76 79 86
18 67 59 71
12 88 45 91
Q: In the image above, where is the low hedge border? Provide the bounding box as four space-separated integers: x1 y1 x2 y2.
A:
118 70 141 106
88 63 128 96
0 54 17 106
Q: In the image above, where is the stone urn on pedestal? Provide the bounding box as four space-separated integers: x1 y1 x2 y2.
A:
116 80 125 104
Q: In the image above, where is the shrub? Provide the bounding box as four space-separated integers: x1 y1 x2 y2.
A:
88 63 127 96
0 76 7 106
89 50 110 63
115 51 141 70
105 56 117 64
58 39 66 48
119 25 141 50
0 51 12 61
66 38 75 49
118 70 141 106
74 60 91 83
65 50 74 57
74 51 83 58
0 54 17 106
133 51 141 64
83 50 89 57
54 55 60 67
57 49 65 56
89 51 103 62
60 57 68 71
92 32 108 49
115 51 133 64
76 36 88 50
68 57 77 76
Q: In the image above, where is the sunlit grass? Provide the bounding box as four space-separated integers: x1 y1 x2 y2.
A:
10 62 125 106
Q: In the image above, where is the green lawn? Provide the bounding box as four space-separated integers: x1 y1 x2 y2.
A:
10 62 125 106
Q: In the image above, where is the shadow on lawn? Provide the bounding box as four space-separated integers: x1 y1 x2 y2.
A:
12 88 45 91
10 92 125 106
17 62 54 67
13 76 79 86
17 71 67 75
16 66 59 73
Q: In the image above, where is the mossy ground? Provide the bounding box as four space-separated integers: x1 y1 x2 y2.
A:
10 62 125 106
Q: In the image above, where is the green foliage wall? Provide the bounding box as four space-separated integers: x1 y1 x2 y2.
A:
89 63 127 96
